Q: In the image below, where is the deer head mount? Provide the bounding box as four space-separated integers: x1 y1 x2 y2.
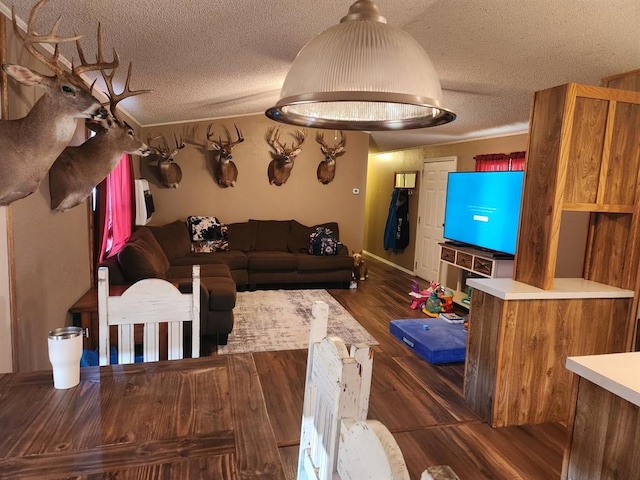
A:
0 0 115 206
148 133 185 188
315 131 346 185
266 127 306 186
206 124 244 188
49 58 152 212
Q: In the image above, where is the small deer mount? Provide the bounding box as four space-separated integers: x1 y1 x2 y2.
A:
315 131 346 184
147 133 185 188
266 127 306 186
206 123 244 188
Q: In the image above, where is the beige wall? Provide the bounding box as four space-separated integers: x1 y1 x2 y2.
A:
139 117 369 252
364 134 529 271
0 207 12 373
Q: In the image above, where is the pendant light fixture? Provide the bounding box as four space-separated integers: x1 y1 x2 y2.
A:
265 0 456 131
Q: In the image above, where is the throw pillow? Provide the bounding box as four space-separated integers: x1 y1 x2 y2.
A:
288 220 313 252
145 221 191 260
188 216 224 241
253 219 290 251
188 216 229 252
191 237 229 253
117 228 170 282
309 226 342 256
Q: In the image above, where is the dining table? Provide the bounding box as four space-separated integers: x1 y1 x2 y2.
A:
0 354 286 479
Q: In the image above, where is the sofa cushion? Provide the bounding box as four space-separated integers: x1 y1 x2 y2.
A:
227 221 257 252
246 251 298 272
205 276 237 311
295 252 353 272
170 251 248 271
144 221 191 260
117 228 170 282
168 263 232 280
253 220 291 251
288 220 313 253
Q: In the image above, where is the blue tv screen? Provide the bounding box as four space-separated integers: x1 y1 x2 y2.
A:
443 171 524 255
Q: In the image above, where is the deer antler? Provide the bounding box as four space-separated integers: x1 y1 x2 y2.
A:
206 124 244 152
270 128 305 154
73 23 119 76
12 0 81 76
316 131 346 155
148 133 184 160
102 62 152 119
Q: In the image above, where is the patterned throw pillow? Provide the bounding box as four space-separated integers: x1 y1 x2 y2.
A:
187 216 229 252
309 227 341 256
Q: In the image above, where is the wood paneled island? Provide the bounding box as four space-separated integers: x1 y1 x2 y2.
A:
464 277 634 427
563 352 640 479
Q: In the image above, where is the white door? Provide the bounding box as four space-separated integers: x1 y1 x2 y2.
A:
414 157 457 282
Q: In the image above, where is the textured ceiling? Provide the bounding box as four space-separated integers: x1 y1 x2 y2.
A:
3 0 640 152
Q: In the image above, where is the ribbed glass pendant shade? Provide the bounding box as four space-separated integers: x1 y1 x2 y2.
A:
265 0 456 130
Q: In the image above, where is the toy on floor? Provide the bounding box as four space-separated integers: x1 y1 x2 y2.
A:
409 279 439 310
421 283 455 317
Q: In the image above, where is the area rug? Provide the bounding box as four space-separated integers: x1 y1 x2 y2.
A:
217 289 378 355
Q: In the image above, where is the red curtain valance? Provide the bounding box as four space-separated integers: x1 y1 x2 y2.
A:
475 151 526 171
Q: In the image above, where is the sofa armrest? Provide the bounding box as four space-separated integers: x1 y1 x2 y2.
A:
98 255 128 285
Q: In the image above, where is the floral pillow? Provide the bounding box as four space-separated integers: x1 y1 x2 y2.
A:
309 226 341 256
187 216 229 252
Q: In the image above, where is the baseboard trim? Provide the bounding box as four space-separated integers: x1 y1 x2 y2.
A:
362 250 415 276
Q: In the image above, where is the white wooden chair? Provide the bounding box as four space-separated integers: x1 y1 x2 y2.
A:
97 265 200 365
297 300 411 480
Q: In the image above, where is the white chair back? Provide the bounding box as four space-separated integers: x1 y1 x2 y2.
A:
97 265 200 365
297 300 410 480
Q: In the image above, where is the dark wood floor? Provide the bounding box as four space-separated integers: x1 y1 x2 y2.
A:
241 257 567 479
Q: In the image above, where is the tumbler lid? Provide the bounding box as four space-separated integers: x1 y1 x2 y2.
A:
48 326 83 340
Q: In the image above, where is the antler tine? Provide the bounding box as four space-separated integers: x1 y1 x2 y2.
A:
315 131 328 149
293 129 306 149
174 133 185 150
101 62 151 118
12 0 81 76
73 23 119 75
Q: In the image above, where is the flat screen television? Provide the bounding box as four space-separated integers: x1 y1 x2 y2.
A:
443 171 524 256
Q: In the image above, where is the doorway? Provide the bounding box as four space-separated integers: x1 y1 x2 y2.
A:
414 157 457 282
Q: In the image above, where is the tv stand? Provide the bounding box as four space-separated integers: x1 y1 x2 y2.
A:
439 243 514 308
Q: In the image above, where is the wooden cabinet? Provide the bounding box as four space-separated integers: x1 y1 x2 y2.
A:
463 80 640 428
464 281 633 427
439 243 513 307
515 83 640 290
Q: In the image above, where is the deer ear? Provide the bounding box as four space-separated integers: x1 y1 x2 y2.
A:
3 64 44 87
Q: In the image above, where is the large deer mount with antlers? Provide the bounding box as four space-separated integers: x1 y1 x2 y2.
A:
0 0 111 206
206 124 244 188
266 127 306 186
315 131 346 184
49 58 152 212
147 133 185 188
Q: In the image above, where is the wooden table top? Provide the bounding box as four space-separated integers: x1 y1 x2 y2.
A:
0 355 286 479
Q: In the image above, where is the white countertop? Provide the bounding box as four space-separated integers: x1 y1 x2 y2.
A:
466 277 634 300
566 352 640 407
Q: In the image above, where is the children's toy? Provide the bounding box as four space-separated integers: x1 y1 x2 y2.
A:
420 283 454 317
409 279 442 310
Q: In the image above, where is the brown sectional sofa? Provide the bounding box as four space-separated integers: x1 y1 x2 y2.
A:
98 219 353 345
